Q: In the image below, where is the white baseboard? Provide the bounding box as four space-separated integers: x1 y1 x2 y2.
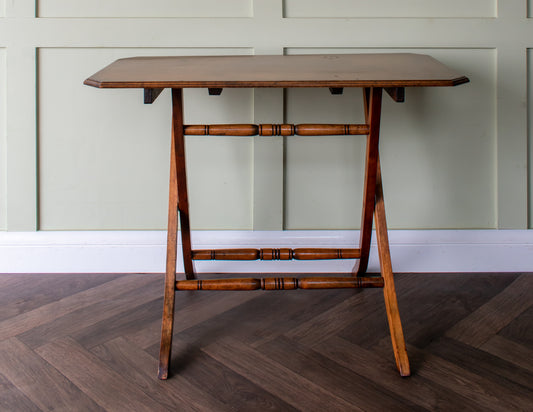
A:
1 230 532 274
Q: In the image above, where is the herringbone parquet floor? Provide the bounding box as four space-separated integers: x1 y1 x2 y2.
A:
1 272 532 411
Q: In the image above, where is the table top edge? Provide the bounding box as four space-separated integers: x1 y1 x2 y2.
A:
84 53 470 89
84 77 470 89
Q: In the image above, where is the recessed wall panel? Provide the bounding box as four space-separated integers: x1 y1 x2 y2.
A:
285 48 496 229
284 0 496 18
527 50 533 229
38 48 253 230
284 87 366 230
0 49 6 230
38 0 252 17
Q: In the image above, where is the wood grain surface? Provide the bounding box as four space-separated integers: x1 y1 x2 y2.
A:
1 272 531 411
84 54 469 89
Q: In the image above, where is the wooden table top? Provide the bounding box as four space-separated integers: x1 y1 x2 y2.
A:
84 53 469 89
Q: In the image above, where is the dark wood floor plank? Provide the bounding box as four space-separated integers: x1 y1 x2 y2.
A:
176 340 300 412
0 273 26 287
481 335 533 373
284 289 380 347
36 337 166 411
125 288 264 350
247 288 359 348
445 274 533 347
146 289 370 368
0 371 42 412
339 273 516 349
314 336 484 411
2 272 532 410
399 274 517 349
202 336 359 411
376 339 533 412
179 288 360 350
91 337 231 412
428 336 533 391
259 335 426 412
0 274 158 339
71 297 162 349
293 275 418 350
0 273 125 322
0 337 105 412
498 304 533 347
18 276 162 349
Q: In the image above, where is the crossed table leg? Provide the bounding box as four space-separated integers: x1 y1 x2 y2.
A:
158 87 410 379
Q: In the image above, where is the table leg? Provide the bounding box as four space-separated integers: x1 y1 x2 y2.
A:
172 89 195 279
353 87 381 275
158 88 194 379
352 87 410 376
375 157 410 377
158 86 409 378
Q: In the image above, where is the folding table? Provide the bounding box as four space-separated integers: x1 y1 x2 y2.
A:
84 53 469 379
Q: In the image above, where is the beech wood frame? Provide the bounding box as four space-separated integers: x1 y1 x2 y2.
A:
157 86 411 379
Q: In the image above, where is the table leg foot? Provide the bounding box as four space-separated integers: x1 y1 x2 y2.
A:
158 360 170 380
158 279 175 380
158 237 177 379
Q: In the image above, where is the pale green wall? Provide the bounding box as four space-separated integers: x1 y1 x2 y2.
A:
38 48 254 230
285 48 496 229
0 48 6 230
1 0 531 231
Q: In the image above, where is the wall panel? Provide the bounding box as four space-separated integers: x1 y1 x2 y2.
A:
285 48 496 229
38 48 253 230
527 49 533 229
38 0 252 17
1 0 530 232
283 0 496 18
0 49 6 230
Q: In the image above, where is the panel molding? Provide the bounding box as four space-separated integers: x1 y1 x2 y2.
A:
283 0 496 19
496 1 529 228
37 0 253 18
1 230 532 273
527 48 533 229
0 48 6 230
5 47 37 231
